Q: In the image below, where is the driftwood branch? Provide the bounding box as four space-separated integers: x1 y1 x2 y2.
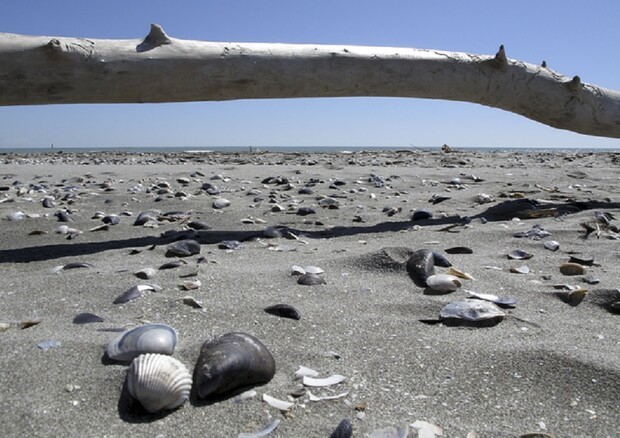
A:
1 24 620 138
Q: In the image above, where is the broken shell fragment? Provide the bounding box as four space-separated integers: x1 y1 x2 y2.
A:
446 267 475 280
262 393 294 411
302 374 346 387
463 289 517 308
113 284 158 304
439 299 506 327
294 365 319 380
194 332 276 399
106 323 177 362
126 353 192 413
510 265 530 274
543 240 560 251
425 274 461 293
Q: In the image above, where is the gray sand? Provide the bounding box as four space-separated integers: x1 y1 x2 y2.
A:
0 149 618 437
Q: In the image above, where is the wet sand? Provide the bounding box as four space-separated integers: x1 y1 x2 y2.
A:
0 149 618 437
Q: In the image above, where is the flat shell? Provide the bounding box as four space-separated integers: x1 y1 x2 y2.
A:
508 249 533 260
264 304 301 320
106 323 177 362
439 299 506 327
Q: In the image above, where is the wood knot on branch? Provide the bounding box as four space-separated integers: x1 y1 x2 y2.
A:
137 24 171 52
566 75 582 93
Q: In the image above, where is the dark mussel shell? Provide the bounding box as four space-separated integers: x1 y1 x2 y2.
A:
406 249 435 287
330 419 353 438
297 273 326 286
194 332 276 399
264 304 301 320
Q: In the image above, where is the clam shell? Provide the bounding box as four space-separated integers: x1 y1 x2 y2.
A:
507 249 533 260
543 240 560 251
106 323 177 362
440 299 506 327
560 263 586 276
264 304 301 320
126 353 192 413
406 249 435 287
165 239 200 257
426 274 461 292
194 332 276 399
297 273 326 286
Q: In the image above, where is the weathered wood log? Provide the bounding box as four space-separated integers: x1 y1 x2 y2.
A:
1 24 619 138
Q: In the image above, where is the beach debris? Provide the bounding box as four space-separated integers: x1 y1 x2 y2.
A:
106 323 177 362
233 389 258 403
181 296 204 309
426 274 461 293
6 211 25 221
159 260 187 270
37 340 61 350
180 279 201 290
411 420 444 437
582 275 600 285
187 220 211 230
474 193 494 204
302 374 346 387
297 207 316 216
580 211 618 239
134 267 156 280
303 265 325 275
133 211 158 226
212 198 231 209
262 393 294 411
510 265 530 274
370 425 410 438
463 289 517 308
559 263 586 276
194 332 276 399
50 262 94 273
429 194 451 204
431 252 452 267
294 365 319 380
508 249 533 260
165 239 200 257
513 227 551 240
113 284 158 304
439 299 506 327
238 418 281 438
54 210 74 222
1 318 43 332
329 419 353 438
446 267 475 280
72 312 104 324
406 249 435 287
297 273 326 286
444 246 473 254
568 254 594 266
308 391 349 402
219 240 243 250
264 304 301 320
126 353 192 413
543 240 560 251
291 265 306 276
412 209 432 221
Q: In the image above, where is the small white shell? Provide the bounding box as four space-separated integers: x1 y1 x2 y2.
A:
302 374 346 387
126 353 192 413
425 274 461 292
262 393 294 411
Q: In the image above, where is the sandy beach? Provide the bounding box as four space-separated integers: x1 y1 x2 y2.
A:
0 149 618 437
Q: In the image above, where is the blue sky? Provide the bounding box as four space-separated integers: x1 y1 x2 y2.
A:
1 1 619 149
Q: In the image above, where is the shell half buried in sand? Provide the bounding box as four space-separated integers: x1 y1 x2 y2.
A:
126 353 192 413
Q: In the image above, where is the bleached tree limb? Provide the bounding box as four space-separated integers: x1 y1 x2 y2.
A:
1 24 619 138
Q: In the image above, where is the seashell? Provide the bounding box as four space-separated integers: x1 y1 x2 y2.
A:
439 299 506 327
134 211 158 226
262 393 294 411
180 279 201 290
444 246 473 254
181 296 204 309
568 254 594 266
264 304 301 320
297 273 326 286
560 263 586 276
165 239 200 257
303 265 324 275
218 240 242 250
42 197 55 208
102 215 120 225
54 210 74 222
406 249 435 287
567 288 588 305
507 249 533 260
297 207 316 216
431 252 452 268
73 312 104 324
308 391 349 402
113 284 158 304
263 226 283 238
510 265 530 274
543 240 560 251
106 323 177 362
194 332 276 399
38 340 61 350
369 425 410 438
425 274 461 293
291 265 306 276
294 365 319 380
134 268 156 279
302 374 346 387
582 275 600 285
212 198 231 209
187 220 211 230
126 353 192 413
411 421 443 438
412 209 432 221
446 267 475 280
239 419 281 438
51 262 94 273
330 419 353 438
463 289 517 308
7 211 25 221
159 260 187 270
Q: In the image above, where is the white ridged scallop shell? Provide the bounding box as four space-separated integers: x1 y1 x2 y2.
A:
106 323 177 362
425 274 461 292
126 353 192 413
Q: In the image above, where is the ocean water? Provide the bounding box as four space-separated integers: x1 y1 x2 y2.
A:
0 145 617 155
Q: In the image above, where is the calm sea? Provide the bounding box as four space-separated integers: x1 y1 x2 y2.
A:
0 146 617 154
